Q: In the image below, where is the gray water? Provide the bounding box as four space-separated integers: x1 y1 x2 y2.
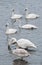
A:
0 0 42 65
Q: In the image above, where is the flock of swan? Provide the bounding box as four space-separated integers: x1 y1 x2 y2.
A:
5 8 39 60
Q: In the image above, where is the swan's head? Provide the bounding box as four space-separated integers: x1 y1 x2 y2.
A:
25 8 28 11
8 38 17 45
12 9 14 12
5 23 9 27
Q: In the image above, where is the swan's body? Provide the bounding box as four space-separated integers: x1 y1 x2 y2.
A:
9 38 37 49
25 8 39 19
17 38 37 48
20 24 37 29
8 40 30 59
12 49 30 57
26 14 39 19
11 9 23 19
5 28 17 35
11 14 23 19
5 23 17 35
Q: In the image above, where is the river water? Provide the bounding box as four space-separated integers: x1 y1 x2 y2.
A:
0 0 42 65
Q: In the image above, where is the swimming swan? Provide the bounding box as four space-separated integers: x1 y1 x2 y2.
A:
25 8 39 19
9 38 37 49
11 9 23 20
5 23 17 41
5 23 17 35
20 24 38 30
8 40 30 59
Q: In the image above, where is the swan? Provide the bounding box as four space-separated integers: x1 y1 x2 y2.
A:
8 40 30 59
9 38 37 49
5 23 17 41
25 8 39 19
5 23 17 35
11 9 23 20
20 24 38 30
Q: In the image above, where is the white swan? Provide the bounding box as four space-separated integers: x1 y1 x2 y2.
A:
11 9 23 20
5 23 17 41
8 40 30 59
25 8 39 19
9 38 37 49
5 23 17 35
20 24 38 30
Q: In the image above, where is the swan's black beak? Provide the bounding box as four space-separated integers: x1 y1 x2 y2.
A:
5 24 8 27
12 9 14 12
25 9 27 11
5 23 9 27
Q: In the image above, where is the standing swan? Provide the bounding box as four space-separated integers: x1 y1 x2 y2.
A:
25 8 39 19
9 38 37 49
11 9 23 20
8 39 30 59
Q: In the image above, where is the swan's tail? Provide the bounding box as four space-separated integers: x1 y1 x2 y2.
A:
33 45 37 48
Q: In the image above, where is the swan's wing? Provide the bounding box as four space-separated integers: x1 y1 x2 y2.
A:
17 39 37 48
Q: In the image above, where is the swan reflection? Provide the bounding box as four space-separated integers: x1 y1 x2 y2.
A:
13 59 29 65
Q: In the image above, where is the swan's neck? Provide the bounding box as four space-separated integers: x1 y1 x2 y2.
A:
19 21 21 28
8 45 11 50
6 26 9 30
12 11 15 16
25 10 29 16
8 45 12 53
17 19 21 28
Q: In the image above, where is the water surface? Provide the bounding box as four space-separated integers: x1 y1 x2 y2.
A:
0 0 42 65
